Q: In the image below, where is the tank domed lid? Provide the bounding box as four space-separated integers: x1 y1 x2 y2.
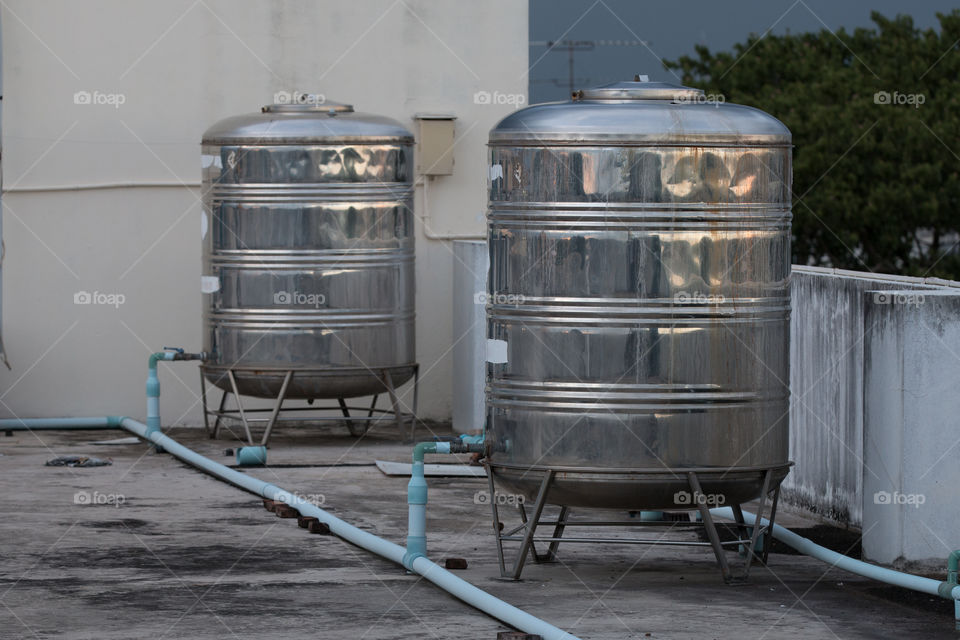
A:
575 75 704 102
489 75 790 146
262 97 355 114
202 94 413 145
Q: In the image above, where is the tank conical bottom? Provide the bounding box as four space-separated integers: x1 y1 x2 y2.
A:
201 364 416 400
489 463 791 511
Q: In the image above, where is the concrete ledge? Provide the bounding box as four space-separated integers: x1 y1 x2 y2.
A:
862 290 960 568
787 267 960 567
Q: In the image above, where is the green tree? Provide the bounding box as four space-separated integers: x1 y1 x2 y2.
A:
666 11 960 279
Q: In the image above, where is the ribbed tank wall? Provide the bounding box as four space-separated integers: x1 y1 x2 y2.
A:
485 80 792 509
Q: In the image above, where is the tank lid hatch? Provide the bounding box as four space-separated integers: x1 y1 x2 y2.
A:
262 99 355 114
575 76 704 102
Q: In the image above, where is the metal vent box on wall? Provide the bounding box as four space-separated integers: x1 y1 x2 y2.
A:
415 114 456 176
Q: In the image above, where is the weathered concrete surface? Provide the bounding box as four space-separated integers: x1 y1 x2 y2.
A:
862 291 960 568
0 423 955 639
786 267 959 527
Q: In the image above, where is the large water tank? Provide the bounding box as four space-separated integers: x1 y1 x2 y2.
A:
485 78 792 509
201 98 415 400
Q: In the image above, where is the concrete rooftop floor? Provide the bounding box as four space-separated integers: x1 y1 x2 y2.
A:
0 421 956 640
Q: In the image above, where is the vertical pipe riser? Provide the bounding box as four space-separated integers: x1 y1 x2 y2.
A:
403 460 428 569
145 364 161 445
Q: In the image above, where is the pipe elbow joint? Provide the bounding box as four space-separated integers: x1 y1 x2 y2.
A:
148 352 173 369
412 442 439 463
947 549 960 582
401 552 423 570
939 581 956 599
402 541 426 570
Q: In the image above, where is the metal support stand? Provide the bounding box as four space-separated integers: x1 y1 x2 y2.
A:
485 464 784 583
200 365 419 447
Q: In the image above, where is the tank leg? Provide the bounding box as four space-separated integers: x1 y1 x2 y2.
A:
200 373 211 437
410 365 420 442
226 369 254 446
762 481 781 565
517 502 541 563
486 464 507 576
688 471 733 583
509 470 554 580
259 370 292 447
542 505 569 562
382 369 404 437
732 503 750 556
739 468 773 580
211 388 229 439
339 397 367 437
337 397 351 422
340 393 380 436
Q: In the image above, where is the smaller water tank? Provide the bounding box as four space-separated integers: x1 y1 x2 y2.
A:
200 97 416 400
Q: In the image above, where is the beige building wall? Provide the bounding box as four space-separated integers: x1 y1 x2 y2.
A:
0 0 528 423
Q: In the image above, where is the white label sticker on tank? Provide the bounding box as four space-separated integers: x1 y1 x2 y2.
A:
201 154 222 170
201 276 220 294
200 211 208 240
486 339 508 364
489 164 504 181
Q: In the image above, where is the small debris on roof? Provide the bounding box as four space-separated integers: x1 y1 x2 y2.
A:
85 437 140 446
45 455 112 467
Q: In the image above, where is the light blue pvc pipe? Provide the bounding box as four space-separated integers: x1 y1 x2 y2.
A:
403 441 449 568
236 446 267 466
408 554 577 639
711 506 960 604
0 417 579 640
404 437 485 569
0 417 117 429
146 352 175 437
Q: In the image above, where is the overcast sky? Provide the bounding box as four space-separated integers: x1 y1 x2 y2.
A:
529 0 960 103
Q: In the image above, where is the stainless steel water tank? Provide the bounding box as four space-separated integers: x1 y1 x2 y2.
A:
201 98 415 399
485 79 792 509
